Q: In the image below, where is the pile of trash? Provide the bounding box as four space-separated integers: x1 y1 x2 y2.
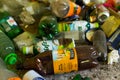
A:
0 0 119 80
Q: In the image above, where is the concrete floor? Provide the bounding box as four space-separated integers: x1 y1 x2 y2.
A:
45 59 120 80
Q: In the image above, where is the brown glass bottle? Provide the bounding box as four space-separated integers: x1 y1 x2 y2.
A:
18 45 99 75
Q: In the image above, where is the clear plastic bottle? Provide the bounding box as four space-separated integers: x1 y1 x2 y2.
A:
0 58 20 80
49 0 81 18
0 30 17 65
58 20 99 32
22 38 75 55
93 30 107 62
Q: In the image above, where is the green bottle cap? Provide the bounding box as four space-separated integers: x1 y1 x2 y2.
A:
4 53 17 65
94 22 99 28
22 46 28 55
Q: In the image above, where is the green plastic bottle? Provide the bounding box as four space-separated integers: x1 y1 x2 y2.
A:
0 11 23 39
72 74 83 80
0 30 17 65
38 14 59 39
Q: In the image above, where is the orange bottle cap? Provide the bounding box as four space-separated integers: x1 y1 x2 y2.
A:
8 77 21 80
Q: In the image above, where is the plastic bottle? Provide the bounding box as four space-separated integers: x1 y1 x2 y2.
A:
0 11 23 39
92 30 107 62
58 20 99 32
13 32 36 51
0 58 20 80
22 70 46 80
0 0 24 16
22 38 75 55
38 14 59 39
17 45 99 75
49 0 81 18
0 30 17 64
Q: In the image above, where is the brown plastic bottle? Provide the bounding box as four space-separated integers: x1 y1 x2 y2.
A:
18 45 99 75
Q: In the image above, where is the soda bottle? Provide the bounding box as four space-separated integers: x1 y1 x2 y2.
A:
0 11 23 39
17 45 99 75
0 30 17 64
38 14 59 39
0 58 20 80
22 38 75 55
58 20 99 32
92 30 107 62
49 0 81 18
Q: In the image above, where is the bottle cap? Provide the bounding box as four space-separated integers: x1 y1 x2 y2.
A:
22 46 28 55
93 22 99 28
4 53 17 65
8 77 21 80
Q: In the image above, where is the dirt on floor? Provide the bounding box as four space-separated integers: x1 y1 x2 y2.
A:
45 59 120 80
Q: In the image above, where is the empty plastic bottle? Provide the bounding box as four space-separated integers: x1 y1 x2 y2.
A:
93 30 108 62
0 11 23 39
49 0 81 18
0 30 17 64
22 38 75 55
38 14 59 39
0 58 20 80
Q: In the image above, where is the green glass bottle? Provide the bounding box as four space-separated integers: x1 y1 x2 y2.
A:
0 11 23 39
38 14 59 40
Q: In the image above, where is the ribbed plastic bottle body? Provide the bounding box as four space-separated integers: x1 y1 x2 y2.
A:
93 30 107 62
38 15 58 39
0 30 16 64
0 58 19 80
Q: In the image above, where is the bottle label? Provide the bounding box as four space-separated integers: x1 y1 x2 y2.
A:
58 21 94 32
64 1 81 18
35 40 60 53
52 48 78 74
0 17 18 32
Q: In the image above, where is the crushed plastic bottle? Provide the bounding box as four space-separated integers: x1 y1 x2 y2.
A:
93 30 108 62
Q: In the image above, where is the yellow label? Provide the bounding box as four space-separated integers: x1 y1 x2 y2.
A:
52 48 78 74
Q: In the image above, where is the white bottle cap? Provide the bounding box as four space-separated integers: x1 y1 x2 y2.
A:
23 70 46 80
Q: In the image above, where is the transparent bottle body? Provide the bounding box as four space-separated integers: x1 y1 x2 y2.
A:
50 0 69 17
0 31 15 61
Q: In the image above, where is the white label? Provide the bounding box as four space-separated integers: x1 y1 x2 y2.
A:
36 40 59 53
7 17 17 26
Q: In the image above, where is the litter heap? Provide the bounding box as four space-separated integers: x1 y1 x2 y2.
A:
0 0 120 80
